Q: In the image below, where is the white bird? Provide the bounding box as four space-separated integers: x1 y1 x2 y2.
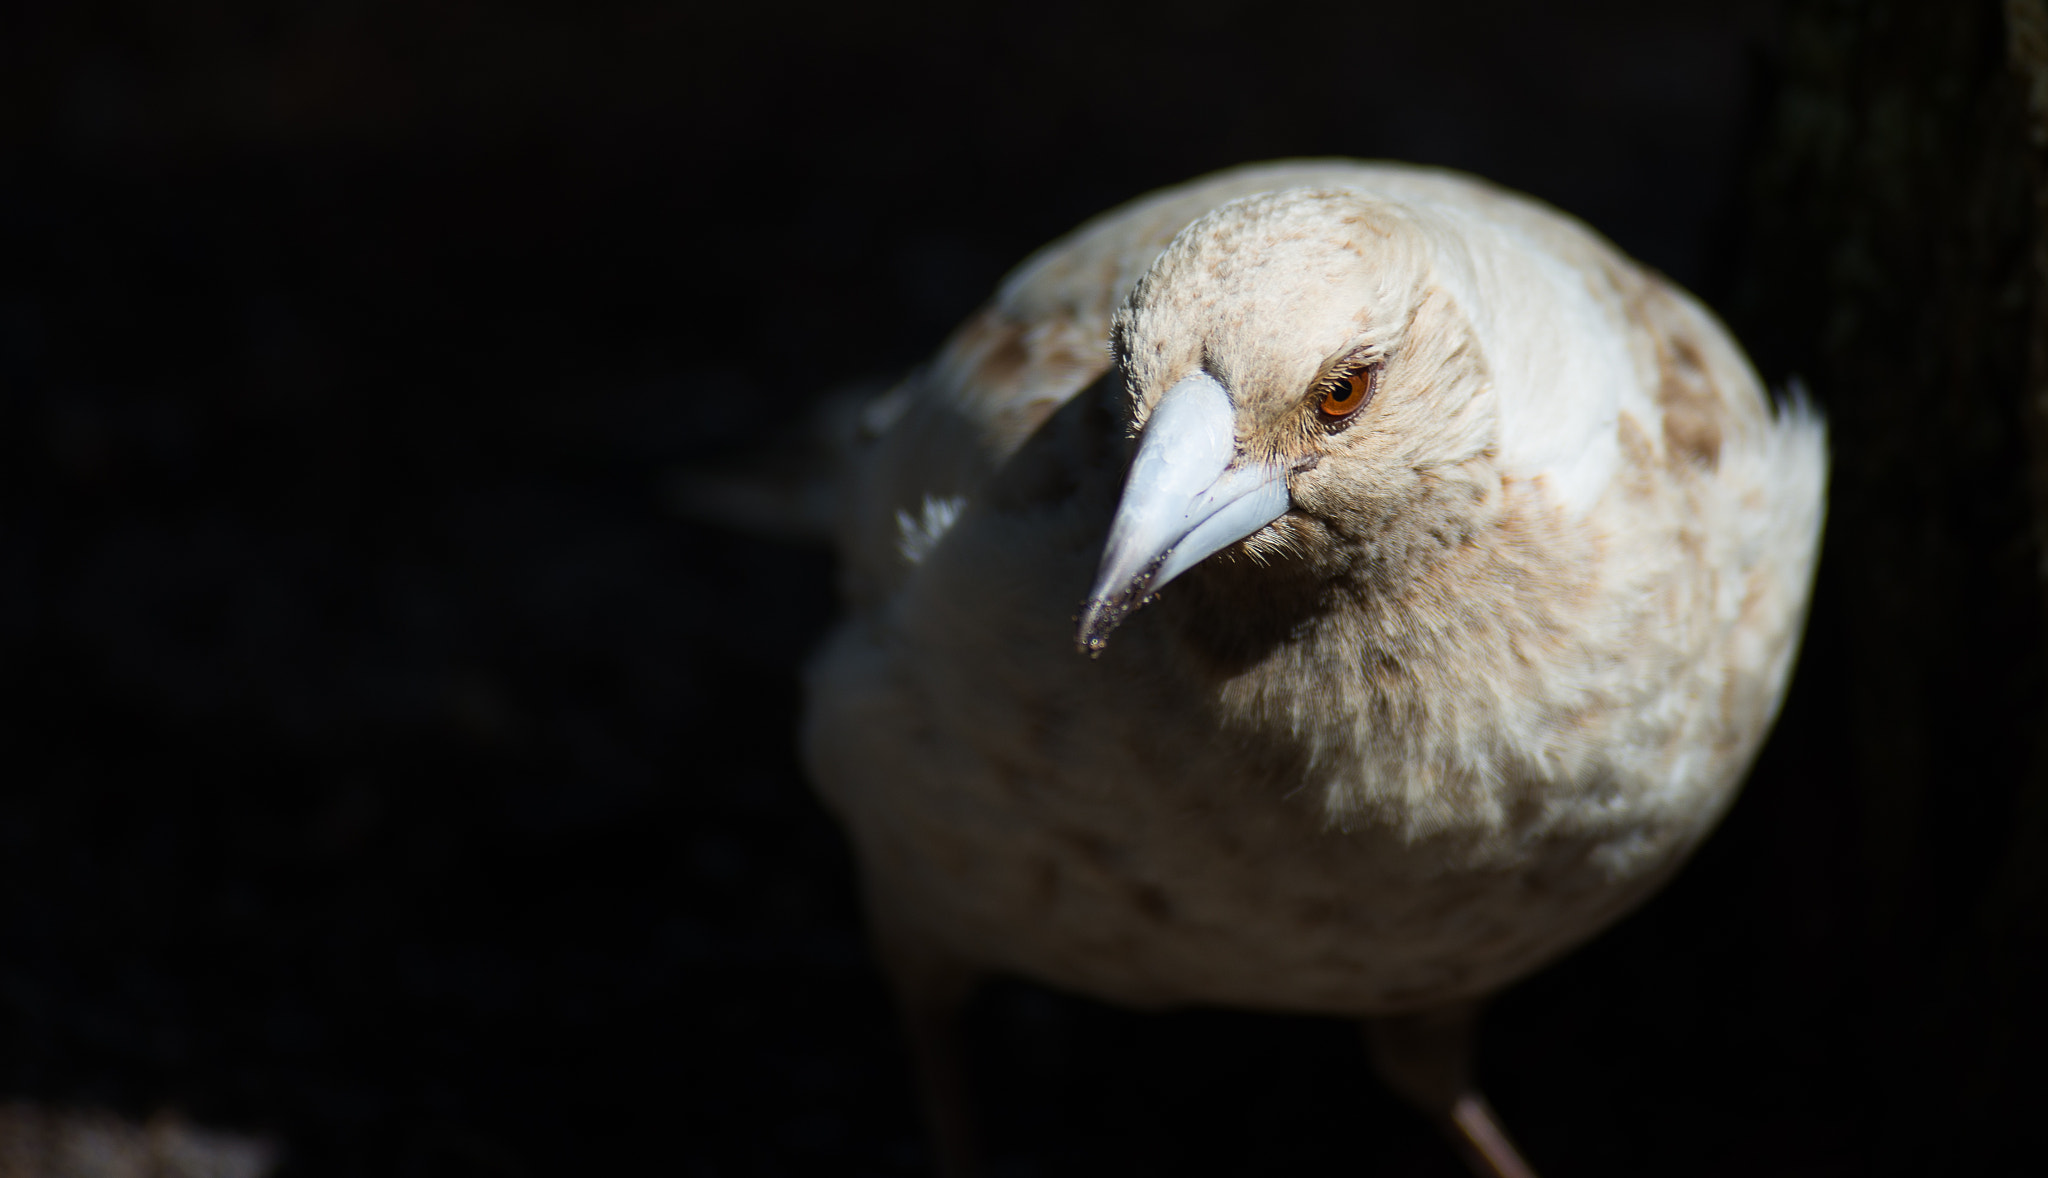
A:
802 160 1825 1176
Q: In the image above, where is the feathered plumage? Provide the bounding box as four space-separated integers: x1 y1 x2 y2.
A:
802 160 1825 1176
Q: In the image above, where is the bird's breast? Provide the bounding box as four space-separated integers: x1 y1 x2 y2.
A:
804 449 1753 1013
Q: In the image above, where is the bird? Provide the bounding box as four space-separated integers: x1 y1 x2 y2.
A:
799 160 1826 1177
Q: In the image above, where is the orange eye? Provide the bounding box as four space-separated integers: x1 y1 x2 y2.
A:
1319 370 1372 418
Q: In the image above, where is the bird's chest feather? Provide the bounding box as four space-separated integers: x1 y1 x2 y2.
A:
804 452 1730 1013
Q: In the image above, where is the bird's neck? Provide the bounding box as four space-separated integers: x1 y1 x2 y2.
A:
1149 459 1594 772
1159 456 1508 673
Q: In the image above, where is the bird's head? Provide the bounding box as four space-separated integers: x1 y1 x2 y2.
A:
1077 187 1494 653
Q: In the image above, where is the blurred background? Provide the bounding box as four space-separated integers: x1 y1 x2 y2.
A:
2 0 2044 1174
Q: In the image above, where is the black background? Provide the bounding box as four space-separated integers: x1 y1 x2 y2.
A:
2 1 2038 1175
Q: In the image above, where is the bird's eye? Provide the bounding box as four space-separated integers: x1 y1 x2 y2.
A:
1318 369 1374 420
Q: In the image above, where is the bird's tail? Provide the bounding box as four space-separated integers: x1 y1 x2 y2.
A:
662 376 908 544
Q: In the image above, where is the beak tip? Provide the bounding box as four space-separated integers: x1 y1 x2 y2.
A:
1075 554 1168 656
1074 602 1119 655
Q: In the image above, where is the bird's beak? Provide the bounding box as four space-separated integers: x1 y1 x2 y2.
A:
1077 372 1291 652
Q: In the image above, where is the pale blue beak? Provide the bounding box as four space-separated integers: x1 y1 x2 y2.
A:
1077 372 1291 652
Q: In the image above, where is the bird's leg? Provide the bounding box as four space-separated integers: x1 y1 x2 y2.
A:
874 920 984 1178
1363 1001 1539 1178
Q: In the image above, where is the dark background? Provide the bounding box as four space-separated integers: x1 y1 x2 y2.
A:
3 0 2043 1174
